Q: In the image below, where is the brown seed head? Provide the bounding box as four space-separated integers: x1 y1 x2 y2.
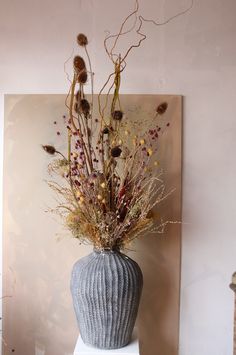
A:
112 110 123 121
79 99 90 115
156 102 168 115
73 56 86 72
42 145 56 155
78 70 88 84
77 33 88 46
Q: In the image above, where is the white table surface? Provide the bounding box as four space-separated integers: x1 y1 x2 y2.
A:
73 330 139 355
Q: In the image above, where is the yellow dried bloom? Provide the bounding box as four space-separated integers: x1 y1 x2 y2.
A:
97 194 102 200
76 190 82 197
140 139 145 145
100 182 106 189
79 196 84 202
102 199 106 204
147 148 153 156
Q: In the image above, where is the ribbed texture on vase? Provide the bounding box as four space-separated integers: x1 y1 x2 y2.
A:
71 250 143 349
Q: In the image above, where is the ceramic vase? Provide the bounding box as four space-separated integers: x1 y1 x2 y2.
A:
70 249 143 349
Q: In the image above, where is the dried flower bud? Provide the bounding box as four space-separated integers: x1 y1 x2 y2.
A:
42 145 56 155
112 110 123 121
102 127 109 134
79 99 90 115
156 102 168 115
73 56 86 72
77 33 88 46
111 146 122 158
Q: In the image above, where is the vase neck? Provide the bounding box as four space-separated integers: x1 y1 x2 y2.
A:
93 246 120 254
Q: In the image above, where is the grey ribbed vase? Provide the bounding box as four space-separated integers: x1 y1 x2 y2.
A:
70 249 143 349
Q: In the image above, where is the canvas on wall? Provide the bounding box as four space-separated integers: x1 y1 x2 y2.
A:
3 94 182 355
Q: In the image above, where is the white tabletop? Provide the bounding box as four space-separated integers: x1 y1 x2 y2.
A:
73 330 139 355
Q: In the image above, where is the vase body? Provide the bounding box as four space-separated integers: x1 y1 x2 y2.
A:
70 249 143 349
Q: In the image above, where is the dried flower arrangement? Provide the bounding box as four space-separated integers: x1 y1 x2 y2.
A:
43 1 192 251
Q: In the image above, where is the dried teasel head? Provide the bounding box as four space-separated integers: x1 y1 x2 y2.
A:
77 33 88 47
78 70 88 84
112 110 123 121
79 99 90 115
156 102 168 115
42 145 56 155
73 56 86 72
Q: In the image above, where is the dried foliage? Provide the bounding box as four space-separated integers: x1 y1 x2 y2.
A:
43 0 193 250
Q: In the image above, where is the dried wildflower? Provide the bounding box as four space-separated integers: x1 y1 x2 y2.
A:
42 145 56 155
156 102 168 115
77 33 88 46
112 110 123 121
73 56 86 72
79 99 90 115
111 146 122 158
147 148 153 156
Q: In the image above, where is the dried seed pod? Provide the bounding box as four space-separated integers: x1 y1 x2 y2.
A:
79 99 90 115
112 110 123 121
77 33 88 46
78 70 88 84
73 56 86 72
111 146 122 158
42 145 56 155
102 127 109 134
156 102 168 115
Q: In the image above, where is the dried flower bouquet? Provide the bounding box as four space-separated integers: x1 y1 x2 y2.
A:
42 1 189 250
